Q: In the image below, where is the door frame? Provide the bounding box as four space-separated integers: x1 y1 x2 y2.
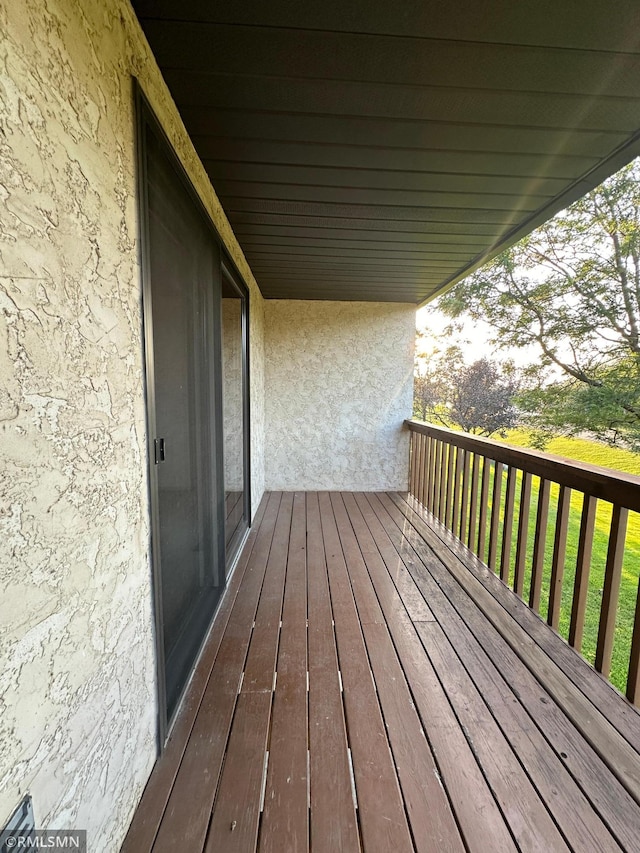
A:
221 259 252 565
135 83 251 746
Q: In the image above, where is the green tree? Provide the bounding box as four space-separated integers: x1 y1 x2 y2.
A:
438 159 640 448
413 368 443 422
413 336 458 422
449 358 519 436
414 347 519 437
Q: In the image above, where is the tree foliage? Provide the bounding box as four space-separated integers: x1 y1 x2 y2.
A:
449 358 519 436
414 347 519 436
438 159 640 448
413 367 442 423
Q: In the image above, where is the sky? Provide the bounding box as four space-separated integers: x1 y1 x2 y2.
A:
416 304 495 363
416 280 556 373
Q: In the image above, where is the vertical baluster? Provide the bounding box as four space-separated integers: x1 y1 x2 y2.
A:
433 440 443 518
500 466 517 583
427 438 440 513
451 447 465 539
416 433 426 508
421 435 432 509
422 433 430 509
627 576 640 704
445 443 456 529
438 442 449 521
415 433 424 501
430 436 438 510
477 457 491 561
459 450 471 542
530 478 551 613
410 431 418 498
425 436 433 511
595 504 629 677
569 494 597 652
488 461 504 571
547 486 571 629
468 453 480 552
514 472 532 597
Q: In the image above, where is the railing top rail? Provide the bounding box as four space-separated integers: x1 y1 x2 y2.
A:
406 419 640 513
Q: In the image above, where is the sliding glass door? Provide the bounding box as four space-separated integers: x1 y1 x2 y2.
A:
137 93 249 738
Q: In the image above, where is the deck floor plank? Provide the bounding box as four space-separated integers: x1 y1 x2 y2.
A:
240 492 293 693
362 493 623 852
343 494 518 853
386 492 640 802
408 492 640 753
419 620 572 853
203 691 273 853
123 491 640 853
320 493 416 853
306 492 361 853
379 491 640 852
204 492 293 852
259 492 309 853
331 493 466 853
149 492 282 852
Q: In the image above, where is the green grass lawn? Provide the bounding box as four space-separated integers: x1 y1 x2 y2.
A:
504 429 640 476
465 430 640 693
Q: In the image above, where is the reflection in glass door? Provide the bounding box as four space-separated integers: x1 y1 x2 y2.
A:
221 266 249 566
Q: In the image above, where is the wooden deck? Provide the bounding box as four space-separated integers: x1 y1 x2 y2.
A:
122 492 640 853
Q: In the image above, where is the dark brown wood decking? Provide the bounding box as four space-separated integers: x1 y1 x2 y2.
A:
123 492 640 853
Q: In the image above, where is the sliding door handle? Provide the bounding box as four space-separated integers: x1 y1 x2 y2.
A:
154 437 166 464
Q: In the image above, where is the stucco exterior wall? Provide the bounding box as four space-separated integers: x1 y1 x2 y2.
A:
264 301 415 491
0 0 265 849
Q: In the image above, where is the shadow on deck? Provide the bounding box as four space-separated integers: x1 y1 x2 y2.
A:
122 491 640 852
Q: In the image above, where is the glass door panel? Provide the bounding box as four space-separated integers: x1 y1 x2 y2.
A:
221 270 248 564
143 123 224 725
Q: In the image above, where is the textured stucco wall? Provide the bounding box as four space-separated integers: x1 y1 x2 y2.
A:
0 0 265 848
264 301 415 491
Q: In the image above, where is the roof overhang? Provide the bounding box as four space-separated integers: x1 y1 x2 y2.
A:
132 0 640 304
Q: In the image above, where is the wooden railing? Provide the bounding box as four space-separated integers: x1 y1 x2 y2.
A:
406 419 640 704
